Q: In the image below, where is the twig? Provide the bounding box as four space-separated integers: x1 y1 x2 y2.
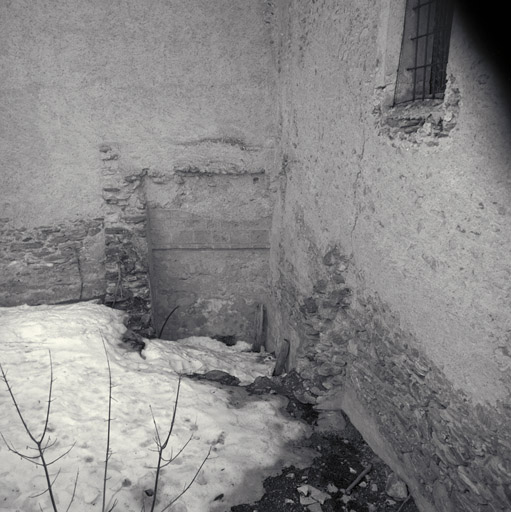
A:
0 351 74 512
101 334 115 512
65 470 80 512
149 376 182 512
159 446 212 512
345 464 372 495
160 435 193 469
397 494 411 512
158 306 179 339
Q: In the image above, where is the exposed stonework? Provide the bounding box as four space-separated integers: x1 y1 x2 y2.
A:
99 141 273 341
271 1 511 511
100 144 152 336
275 242 511 512
147 166 273 342
375 76 461 147
0 218 104 306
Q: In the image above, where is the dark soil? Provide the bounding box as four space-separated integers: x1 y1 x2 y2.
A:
232 372 419 512
187 368 420 512
119 327 421 512
230 427 418 512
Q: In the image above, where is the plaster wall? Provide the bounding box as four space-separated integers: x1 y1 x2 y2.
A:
271 1 511 510
0 0 277 309
147 168 273 341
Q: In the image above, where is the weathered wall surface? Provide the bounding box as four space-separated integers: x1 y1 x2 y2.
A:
271 1 511 511
146 149 273 341
0 0 277 310
0 218 104 306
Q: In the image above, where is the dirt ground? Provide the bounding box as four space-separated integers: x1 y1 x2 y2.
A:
230 428 418 512
192 370 419 512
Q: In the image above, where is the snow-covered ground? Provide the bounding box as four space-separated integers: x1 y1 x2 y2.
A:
0 302 315 512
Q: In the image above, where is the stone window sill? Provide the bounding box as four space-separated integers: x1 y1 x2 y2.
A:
375 78 460 146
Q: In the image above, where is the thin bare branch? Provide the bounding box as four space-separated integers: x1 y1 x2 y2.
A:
160 435 193 469
2 442 46 466
65 470 80 512
46 442 76 466
159 446 212 512
40 350 54 444
397 494 411 512
158 306 180 339
30 468 61 499
101 333 114 512
161 376 182 451
39 449 60 511
149 406 161 447
0 352 70 512
107 499 118 512
42 437 58 452
31 486 50 499
149 376 183 512
0 361 38 445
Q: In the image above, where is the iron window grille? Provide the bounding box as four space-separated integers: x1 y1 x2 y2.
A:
394 0 454 105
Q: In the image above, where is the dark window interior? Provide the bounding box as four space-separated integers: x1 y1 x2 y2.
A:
394 0 455 105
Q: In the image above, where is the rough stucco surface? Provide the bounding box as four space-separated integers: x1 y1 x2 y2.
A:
271 1 511 511
147 169 273 341
0 0 277 306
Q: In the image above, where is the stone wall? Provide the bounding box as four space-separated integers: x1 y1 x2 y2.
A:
271 1 511 511
0 1 277 319
0 218 104 306
274 242 511 512
145 137 275 341
100 144 152 336
97 138 275 341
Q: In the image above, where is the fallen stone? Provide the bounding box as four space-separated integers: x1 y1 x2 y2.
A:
297 484 310 495
300 495 317 506
326 483 339 494
315 410 347 433
315 391 344 410
196 370 240 386
385 472 408 500
308 485 331 504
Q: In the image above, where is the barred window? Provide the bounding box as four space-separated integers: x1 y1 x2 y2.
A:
394 0 455 105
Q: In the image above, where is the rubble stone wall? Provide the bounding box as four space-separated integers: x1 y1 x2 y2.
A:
100 144 152 336
0 218 105 306
0 0 277 326
271 1 511 511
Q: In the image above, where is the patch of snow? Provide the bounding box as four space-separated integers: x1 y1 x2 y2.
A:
0 302 314 512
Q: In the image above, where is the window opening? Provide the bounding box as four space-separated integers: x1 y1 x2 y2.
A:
394 0 454 105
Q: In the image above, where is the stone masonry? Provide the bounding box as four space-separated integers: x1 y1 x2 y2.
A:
0 218 104 306
274 242 511 512
100 144 152 336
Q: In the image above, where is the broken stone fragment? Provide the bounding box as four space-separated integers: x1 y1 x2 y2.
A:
326 483 339 494
315 410 347 433
300 495 318 506
297 484 331 504
385 472 408 500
